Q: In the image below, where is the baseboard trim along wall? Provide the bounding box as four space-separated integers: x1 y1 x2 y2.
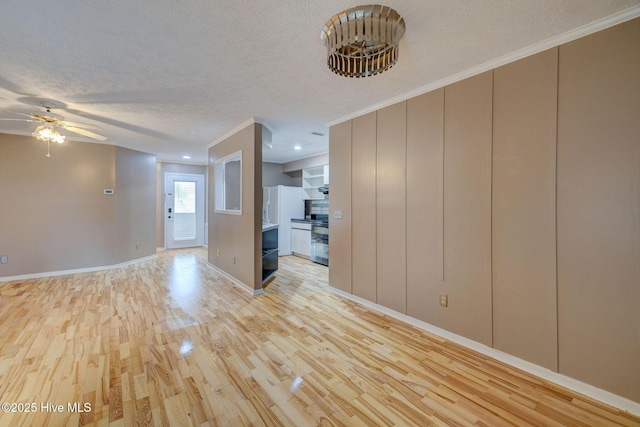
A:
328 285 640 417
206 262 264 296
0 254 158 283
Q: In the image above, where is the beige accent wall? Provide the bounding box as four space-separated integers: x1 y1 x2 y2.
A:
262 162 295 187
328 121 351 293
281 153 329 173
351 112 377 302
328 18 640 401
114 146 157 264
208 123 263 292
406 89 444 324
557 19 640 400
0 134 156 277
156 163 163 247
443 72 493 346
376 102 407 314
492 48 559 370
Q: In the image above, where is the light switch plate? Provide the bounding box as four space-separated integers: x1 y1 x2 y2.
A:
439 293 448 307
333 210 343 219
0 255 7 264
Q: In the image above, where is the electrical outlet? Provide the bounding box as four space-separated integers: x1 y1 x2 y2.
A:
233 256 236 264
439 293 448 307
217 249 220 256
135 242 140 249
0 255 8 264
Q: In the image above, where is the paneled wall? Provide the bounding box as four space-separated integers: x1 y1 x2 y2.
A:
406 89 444 325
442 72 493 346
351 113 377 301
328 121 351 293
376 103 407 314
557 18 640 401
492 48 559 370
328 18 640 401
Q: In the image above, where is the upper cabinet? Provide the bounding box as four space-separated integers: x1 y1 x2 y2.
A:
302 165 329 199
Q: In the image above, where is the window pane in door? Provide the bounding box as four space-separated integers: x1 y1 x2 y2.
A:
174 181 196 240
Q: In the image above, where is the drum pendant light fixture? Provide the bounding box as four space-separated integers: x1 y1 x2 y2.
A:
321 5 406 78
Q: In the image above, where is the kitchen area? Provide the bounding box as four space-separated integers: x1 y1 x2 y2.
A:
261 160 329 282
292 197 329 266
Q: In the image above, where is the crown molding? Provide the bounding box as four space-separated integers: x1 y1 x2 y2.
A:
207 118 255 149
207 117 275 149
328 5 640 127
255 118 274 134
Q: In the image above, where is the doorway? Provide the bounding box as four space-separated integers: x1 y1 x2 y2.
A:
164 173 205 249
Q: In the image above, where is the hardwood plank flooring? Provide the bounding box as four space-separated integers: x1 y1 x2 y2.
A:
0 248 638 426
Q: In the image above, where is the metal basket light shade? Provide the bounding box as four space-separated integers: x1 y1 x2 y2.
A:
321 5 405 78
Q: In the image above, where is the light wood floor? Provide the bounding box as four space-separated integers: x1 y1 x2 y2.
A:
0 249 638 426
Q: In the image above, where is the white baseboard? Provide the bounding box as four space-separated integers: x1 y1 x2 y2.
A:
328 286 640 417
0 254 158 283
205 262 263 296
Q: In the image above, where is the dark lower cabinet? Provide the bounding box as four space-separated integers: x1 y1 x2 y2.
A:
262 227 278 282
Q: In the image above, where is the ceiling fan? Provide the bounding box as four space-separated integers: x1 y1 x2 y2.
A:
0 103 108 142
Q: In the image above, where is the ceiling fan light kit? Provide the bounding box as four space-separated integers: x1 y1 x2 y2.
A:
31 125 64 157
32 125 65 144
32 125 65 158
321 4 406 78
0 103 108 156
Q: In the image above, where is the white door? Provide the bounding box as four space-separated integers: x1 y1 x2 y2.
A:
165 173 205 249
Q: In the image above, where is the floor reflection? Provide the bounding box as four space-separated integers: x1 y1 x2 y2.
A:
179 339 194 356
168 253 203 312
289 376 304 393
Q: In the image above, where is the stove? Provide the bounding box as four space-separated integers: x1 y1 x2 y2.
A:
310 215 328 266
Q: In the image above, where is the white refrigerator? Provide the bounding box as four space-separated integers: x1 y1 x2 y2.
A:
263 185 304 256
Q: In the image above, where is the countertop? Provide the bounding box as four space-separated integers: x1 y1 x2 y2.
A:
291 218 313 223
292 215 329 223
262 223 279 232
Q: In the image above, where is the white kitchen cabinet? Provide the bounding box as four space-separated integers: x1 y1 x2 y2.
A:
291 222 311 257
303 165 328 199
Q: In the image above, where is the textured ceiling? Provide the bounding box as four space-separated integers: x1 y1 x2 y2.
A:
1 1 639 164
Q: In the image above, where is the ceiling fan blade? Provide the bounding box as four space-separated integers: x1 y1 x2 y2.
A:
59 120 102 131
0 118 35 122
0 111 40 121
66 108 169 139
14 112 36 119
64 126 108 141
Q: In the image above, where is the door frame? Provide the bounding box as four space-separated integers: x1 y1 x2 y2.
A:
164 172 205 249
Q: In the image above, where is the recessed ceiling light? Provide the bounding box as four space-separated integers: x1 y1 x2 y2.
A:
294 145 301 150
182 155 191 159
